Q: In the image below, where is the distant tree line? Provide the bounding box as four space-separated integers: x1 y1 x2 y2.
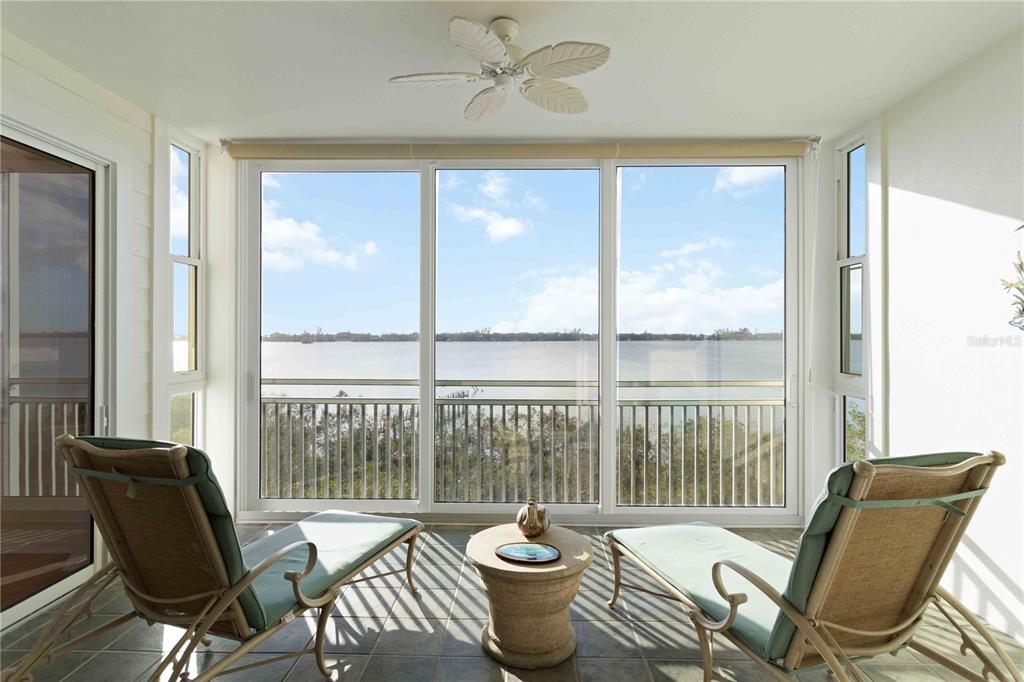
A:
262 327 783 343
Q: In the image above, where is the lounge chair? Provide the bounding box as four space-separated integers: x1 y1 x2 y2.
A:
605 452 1020 681
3 435 423 682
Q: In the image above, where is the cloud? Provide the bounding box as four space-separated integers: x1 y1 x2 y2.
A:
523 191 548 211
261 174 281 189
261 199 377 272
713 166 784 198
479 170 512 205
659 236 733 261
629 171 647 193
493 250 782 334
439 173 463 191
170 149 189 244
451 203 527 242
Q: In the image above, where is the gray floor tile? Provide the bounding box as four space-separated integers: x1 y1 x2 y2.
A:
250 617 314 653
577 657 653 682
67 651 162 681
0 650 95 681
443 619 487 657
108 620 236 653
333 585 401 618
320 616 385 654
413 562 462 590
360 654 438 681
616 588 686 622
374 617 445 655
417 543 468 566
859 664 948 681
285 653 367 680
503 655 578 681
459 564 487 590
646 659 766 682
570 588 629 622
202 653 298 682
391 588 456 619
632 620 704 660
573 620 639 658
437 655 504 681
451 588 492 620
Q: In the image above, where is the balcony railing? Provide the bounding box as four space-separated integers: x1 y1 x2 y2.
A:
3 379 89 497
259 378 784 507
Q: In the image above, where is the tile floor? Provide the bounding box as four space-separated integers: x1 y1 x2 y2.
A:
1 525 1020 681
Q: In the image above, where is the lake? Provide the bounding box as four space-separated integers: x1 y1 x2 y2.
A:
254 340 785 401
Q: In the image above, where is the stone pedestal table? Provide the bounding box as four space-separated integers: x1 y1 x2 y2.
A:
465 524 592 669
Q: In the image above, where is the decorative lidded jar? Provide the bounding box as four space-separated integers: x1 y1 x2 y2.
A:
515 498 550 538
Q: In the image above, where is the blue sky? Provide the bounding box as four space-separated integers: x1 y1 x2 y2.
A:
258 166 785 335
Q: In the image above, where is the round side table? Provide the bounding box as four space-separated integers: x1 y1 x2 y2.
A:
465 524 592 669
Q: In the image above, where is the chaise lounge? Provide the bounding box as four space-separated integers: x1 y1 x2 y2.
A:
3 436 423 682
605 452 1020 681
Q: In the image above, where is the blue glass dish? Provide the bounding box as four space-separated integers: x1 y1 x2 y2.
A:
495 542 561 564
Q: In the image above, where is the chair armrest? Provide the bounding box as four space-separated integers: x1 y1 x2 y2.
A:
240 540 336 609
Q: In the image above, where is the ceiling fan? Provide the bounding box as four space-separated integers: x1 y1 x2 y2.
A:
389 17 610 121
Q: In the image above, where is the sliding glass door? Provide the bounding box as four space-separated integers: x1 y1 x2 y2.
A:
434 168 600 505
1 137 95 610
241 158 797 517
617 165 789 508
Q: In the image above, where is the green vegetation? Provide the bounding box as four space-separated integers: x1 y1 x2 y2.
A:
844 399 866 462
170 394 194 446
262 327 783 343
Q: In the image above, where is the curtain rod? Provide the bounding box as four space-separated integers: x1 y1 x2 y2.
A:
222 139 814 160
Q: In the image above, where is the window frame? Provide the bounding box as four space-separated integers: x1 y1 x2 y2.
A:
835 137 869 462
153 122 206 446
235 156 803 525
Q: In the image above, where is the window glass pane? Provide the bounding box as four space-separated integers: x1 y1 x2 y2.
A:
170 145 190 256
847 144 866 258
259 171 419 500
841 264 863 375
171 393 196 446
435 169 600 504
843 396 866 462
618 165 786 507
1 137 94 609
173 262 197 372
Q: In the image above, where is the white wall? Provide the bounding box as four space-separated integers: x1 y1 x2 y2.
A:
886 31 1024 639
814 31 1023 638
1 30 153 440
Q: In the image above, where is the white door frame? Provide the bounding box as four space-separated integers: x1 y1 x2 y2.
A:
0 118 118 629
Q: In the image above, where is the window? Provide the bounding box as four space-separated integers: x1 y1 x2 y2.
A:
434 168 600 504
259 170 420 500
838 142 867 460
170 392 196 446
161 135 205 446
239 155 798 517
843 396 866 462
617 165 788 507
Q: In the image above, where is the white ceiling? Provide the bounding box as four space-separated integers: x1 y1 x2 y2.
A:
2 2 1021 143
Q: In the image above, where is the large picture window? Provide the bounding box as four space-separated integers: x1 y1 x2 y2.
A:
240 156 798 517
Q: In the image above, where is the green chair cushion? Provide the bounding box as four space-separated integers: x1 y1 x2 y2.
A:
75 436 263 631
766 451 979 661
241 511 422 628
607 523 793 659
